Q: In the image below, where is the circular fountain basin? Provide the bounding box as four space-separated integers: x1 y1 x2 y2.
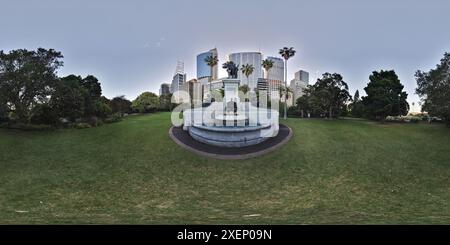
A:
214 114 247 126
188 124 271 148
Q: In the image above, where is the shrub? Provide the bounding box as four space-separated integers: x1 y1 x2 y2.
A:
3 123 52 131
385 115 422 123
104 113 123 124
74 123 91 129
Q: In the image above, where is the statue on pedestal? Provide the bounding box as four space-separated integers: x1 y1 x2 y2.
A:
222 61 239 79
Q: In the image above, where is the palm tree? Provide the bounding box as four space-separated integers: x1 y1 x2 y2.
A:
204 55 218 99
262 58 274 81
239 84 250 94
241 64 255 87
279 47 296 119
262 59 274 105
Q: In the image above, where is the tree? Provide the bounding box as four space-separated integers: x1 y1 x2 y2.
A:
0 93 8 122
279 85 293 103
415 52 450 126
159 93 175 111
132 92 159 113
110 95 132 115
50 75 86 122
81 75 102 117
279 47 296 119
204 55 218 96
294 73 351 118
296 89 312 118
239 84 250 102
262 58 274 82
239 84 250 95
240 64 255 87
362 70 409 120
0 48 63 123
315 73 351 118
95 96 112 119
350 90 364 118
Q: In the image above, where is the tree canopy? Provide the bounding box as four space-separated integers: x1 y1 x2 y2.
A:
132 92 159 113
0 48 63 123
362 70 409 120
296 73 351 118
415 53 450 126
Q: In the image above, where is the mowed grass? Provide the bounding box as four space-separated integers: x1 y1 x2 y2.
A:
0 112 449 224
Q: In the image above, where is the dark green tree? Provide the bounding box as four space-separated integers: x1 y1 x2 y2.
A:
350 89 364 118
50 75 86 122
80 75 102 117
294 73 351 118
110 95 132 115
362 70 409 120
415 53 450 126
0 48 63 123
159 93 175 111
314 73 351 118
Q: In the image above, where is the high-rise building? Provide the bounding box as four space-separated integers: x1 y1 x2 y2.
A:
181 79 202 105
159 83 170 96
259 56 285 100
197 48 218 83
290 70 310 104
228 52 262 90
171 61 186 95
265 57 284 82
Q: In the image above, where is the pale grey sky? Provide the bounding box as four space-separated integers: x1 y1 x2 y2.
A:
1 0 449 112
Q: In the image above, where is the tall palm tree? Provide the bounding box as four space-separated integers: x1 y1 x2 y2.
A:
279 85 293 102
262 59 274 103
241 64 255 87
204 55 218 100
279 47 296 119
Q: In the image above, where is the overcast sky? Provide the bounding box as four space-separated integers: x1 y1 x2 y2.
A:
1 0 449 111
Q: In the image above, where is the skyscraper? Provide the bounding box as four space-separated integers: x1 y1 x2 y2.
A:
197 48 218 82
290 70 310 104
265 57 284 82
171 61 186 95
228 52 262 89
159 83 170 96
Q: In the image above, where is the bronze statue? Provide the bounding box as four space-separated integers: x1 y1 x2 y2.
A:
222 61 239 79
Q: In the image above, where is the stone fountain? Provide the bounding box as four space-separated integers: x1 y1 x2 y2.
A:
183 77 279 148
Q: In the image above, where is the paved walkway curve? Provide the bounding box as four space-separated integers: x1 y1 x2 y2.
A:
169 124 293 160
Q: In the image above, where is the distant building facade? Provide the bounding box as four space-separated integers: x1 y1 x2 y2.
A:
197 48 219 83
290 70 309 104
181 78 202 105
265 56 284 83
159 83 171 96
228 52 262 90
171 61 187 103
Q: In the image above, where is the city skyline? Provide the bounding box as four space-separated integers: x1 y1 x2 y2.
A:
1 0 450 112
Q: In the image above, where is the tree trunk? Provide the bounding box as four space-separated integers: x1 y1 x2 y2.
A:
209 66 212 102
284 59 288 120
329 105 333 119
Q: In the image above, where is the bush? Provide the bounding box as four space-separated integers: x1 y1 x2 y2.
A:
2 122 52 131
30 103 58 125
385 115 422 123
74 122 91 129
287 106 300 118
104 113 123 124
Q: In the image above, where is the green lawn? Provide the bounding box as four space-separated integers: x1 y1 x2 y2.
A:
0 112 449 224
